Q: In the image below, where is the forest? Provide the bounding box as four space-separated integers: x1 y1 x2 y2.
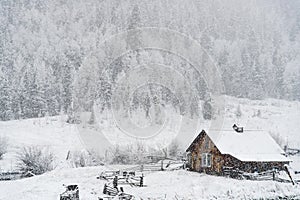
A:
0 0 299 121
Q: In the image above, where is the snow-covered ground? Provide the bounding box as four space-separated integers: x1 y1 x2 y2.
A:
0 96 300 199
0 166 299 200
0 116 84 171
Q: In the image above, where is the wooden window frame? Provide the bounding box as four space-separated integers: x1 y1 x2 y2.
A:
201 153 212 167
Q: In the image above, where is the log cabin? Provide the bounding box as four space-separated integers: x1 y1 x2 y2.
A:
186 125 290 175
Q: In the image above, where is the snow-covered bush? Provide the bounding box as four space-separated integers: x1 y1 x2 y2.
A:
17 146 54 175
109 145 131 164
168 140 183 158
235 105 242 118
107 143 150 164
107 142 183 164
0 136 8 159
257 109 261 117
71 150 104 167
72 151 87 167
88 149 105 166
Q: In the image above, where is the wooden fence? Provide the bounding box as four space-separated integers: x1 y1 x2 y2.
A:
222 167 298 184
0 171 24 181
123 160 185 172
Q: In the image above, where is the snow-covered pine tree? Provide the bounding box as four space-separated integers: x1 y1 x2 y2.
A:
202 98 213 120
250 59 265 100
0 76 12 121
272 47 286 99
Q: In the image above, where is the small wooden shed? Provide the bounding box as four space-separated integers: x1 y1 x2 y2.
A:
186 126 290 174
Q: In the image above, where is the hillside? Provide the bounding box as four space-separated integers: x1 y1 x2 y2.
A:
1 0 300 122
0 96 299 171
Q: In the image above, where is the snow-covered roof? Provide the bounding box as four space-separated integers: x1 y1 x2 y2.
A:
187 128 290 162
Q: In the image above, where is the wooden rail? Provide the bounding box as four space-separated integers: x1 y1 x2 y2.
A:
223 167 299 184
0 171 33 181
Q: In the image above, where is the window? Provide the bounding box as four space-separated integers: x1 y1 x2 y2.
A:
201 153 212 167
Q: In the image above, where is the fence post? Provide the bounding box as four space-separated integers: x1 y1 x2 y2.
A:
140 176 143 187
113 176 118 188
103 184 107 194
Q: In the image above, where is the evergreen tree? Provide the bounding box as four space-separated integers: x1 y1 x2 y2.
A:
272 48 286 99
61 64 73 113
88 103 95 125
250 60 265 100
127 5 142 64
143 93 151 118
202 99 213 120
22 70 44 118
189 95 199 119
127 5 142 50
290 71 300 101
0 77 12 120
99 77 112 112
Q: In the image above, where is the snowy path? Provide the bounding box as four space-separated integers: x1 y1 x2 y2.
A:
76 125 112 155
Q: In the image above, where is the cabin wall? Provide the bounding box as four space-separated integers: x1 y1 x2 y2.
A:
190 133 224 174
222 154 288 173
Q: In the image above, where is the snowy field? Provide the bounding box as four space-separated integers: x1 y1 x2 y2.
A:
0 116 84 171
0 166 299 200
